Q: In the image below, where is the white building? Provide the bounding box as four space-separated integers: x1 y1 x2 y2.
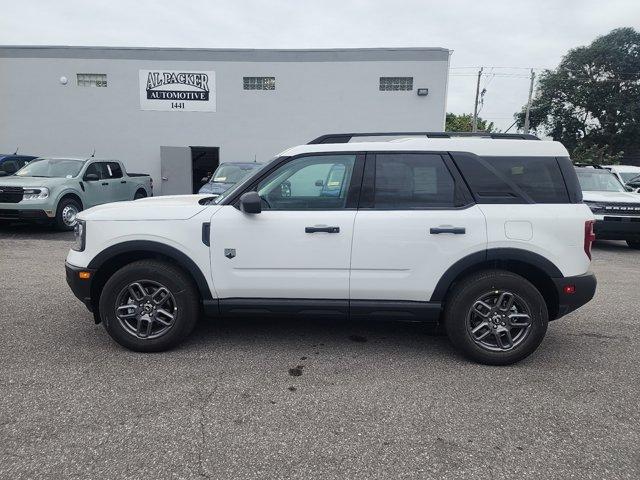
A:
0 46 450 194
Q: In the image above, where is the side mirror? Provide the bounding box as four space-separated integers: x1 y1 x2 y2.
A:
0 171 7 177
239 191 262 214
84 173 100 181
315 179 324 187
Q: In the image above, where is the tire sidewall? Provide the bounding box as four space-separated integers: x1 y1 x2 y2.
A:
99 261 198 352
445 271 548 365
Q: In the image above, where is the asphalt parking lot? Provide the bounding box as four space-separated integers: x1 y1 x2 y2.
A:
1 224 639 480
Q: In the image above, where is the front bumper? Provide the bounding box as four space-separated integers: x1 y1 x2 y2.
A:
0 208 53 221
552 272 597 319
594 217 640 241
65 262 95 312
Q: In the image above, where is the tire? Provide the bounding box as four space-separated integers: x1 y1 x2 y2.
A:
626 240 640 250
444 270 548 365
54 197 82 231
134 189 147 200
98 260 200 352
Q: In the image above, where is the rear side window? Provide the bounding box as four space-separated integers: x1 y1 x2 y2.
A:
484 156 569 203
374 153 455 208
453 154 570 204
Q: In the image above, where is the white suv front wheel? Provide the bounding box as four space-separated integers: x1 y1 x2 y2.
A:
444 270 548 365
99 260 199 352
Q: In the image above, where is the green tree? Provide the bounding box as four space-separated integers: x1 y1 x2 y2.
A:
516 27 640 164
446 113 495 132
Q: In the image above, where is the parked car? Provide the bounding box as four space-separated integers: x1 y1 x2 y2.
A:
602 165 640 189
66 132 597 365
577 167 640 249
0 158 152 230
0 154 37 176
198 162 263 196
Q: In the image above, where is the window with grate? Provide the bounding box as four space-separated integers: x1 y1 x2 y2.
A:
379 77 413 91
243 76 276 90
77 73 108 87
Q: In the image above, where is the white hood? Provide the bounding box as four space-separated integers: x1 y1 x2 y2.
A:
582 191 640 203
78 194 219 221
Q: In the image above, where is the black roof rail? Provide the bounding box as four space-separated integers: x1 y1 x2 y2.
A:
307 131 540 144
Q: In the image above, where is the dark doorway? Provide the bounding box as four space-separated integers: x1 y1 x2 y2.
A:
191 146 220 193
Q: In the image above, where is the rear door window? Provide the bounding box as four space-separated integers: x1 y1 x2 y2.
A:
106 162 123 179
373 153 456 208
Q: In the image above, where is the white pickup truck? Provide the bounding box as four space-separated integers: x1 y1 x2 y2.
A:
66 132 597 365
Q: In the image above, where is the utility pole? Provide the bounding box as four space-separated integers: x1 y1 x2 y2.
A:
523 68 536 133
472 67 483 132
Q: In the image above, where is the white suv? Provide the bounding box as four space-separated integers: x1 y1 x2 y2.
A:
577 167 640 249
66 132 597 365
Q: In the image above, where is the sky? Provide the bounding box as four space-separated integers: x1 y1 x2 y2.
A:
1 0 639 131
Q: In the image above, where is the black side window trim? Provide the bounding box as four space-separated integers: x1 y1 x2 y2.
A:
225 152 366 211
359 151 475 210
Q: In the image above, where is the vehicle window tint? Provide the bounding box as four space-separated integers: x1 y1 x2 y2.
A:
483 156 569 203
107 162 123 178
257 155 355 210
373 153 455 208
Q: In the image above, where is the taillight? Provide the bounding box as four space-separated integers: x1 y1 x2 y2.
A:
584 220 596 260
150 177 154 192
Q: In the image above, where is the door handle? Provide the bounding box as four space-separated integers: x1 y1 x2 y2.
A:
430 226 466 235
305 226 340 233
101 182 109 186
120 180 126 184
162 177 168 181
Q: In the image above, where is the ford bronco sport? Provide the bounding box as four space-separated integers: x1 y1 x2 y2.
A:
66 132 597 365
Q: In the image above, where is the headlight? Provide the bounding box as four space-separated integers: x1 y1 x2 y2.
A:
583 201 604 213
72 220 86 252
22 187 49 201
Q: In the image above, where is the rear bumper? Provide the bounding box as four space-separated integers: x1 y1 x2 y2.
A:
552 272 597 319
594 217 640 241
0 208 52 221
65 262 95 312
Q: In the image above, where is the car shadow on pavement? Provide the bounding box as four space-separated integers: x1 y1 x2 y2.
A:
0 222 73 240
593 239 634 251
183 315 449 354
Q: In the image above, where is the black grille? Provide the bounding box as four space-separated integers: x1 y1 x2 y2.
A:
0 186 24 203
599 203 640 215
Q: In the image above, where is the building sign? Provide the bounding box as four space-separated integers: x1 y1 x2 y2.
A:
139 70 216 111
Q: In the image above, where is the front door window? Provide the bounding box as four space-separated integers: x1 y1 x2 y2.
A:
256 155 356 210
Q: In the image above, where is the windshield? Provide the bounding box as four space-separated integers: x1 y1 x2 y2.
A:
619 172 640 183
577 171 626 192
209 164 261 184
15 158 84 178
